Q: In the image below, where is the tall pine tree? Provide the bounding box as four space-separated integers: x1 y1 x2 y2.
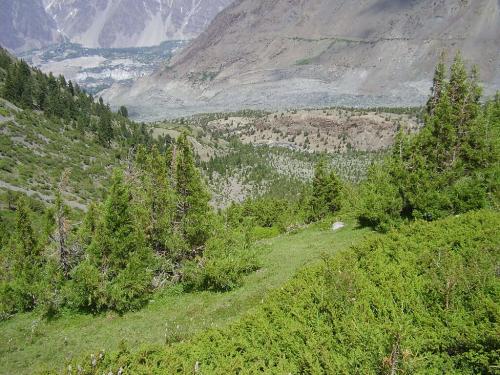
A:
0 198 43 313
365 52 500 225
170 133 212 250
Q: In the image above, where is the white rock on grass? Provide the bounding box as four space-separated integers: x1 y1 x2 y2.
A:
332 222 345 231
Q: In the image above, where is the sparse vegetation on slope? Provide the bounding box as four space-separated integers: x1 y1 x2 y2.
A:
0 47 163 209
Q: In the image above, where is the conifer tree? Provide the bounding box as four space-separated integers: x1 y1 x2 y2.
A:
0 48 11 69
364 52 499 225
70 170 153 312
170 133 211 249
135 146 177 255
13 198 39 262
68 80 75 97
426 52 446 115
20 79 33 109
309 159 343 220
3 64 19 102
0 198 43 312
36 77 48 110
88 170 141 271
78 202 99 247
97 109 113 146
118 105 128 118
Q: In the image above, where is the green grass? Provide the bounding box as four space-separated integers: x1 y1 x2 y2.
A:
295 58 313 66
0 220 371 374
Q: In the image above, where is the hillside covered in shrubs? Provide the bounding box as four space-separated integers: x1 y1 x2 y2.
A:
64 210 500 374
0 50 498 374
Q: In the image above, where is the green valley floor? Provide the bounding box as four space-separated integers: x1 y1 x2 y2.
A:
0 221 371 374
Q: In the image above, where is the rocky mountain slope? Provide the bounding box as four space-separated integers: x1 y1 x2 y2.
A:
0 0 61 51
104 0 500 120
0 0 233 52
44 0 234 48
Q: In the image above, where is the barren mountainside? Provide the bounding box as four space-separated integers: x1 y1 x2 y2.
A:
104 0 500 120
0 0 234 52
0 0 61 51
44 0 235 48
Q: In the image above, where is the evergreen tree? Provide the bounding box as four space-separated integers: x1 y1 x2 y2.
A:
360 53 500 227
134 146 177 256
20 79 33 108
13 198 39 262
170 133 212 249
309 159 343 220
97 109 113 146
70 170 153 312
36 76 48 110
88 170 141 271
426 52 446 115
118 105 128 118
0 48 11 69
0 198 43 313
78 202 99 247
68 80 75 97
358 162 403 232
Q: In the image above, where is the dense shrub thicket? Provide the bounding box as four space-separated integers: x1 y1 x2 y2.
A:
65 210 500 374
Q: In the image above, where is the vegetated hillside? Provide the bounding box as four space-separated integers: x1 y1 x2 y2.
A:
0 100 114 209
104 0 500 120
152 106 418 207
0 0 61 52
1 44 390 209
0 48 498 375
53 51 499 375
44 0 234 48
0 219 372 374
0 47 162 211
61 210 500 374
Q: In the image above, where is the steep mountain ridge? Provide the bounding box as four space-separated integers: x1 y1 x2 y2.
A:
0 0 233 52
0 0 61 51
104 0 500 120
44 0 234 48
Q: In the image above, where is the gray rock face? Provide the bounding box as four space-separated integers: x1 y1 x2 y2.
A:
104 0 500 120
44 0 235 48
0 0 61 51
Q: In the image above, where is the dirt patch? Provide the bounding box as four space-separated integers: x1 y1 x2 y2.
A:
207 108 420 153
